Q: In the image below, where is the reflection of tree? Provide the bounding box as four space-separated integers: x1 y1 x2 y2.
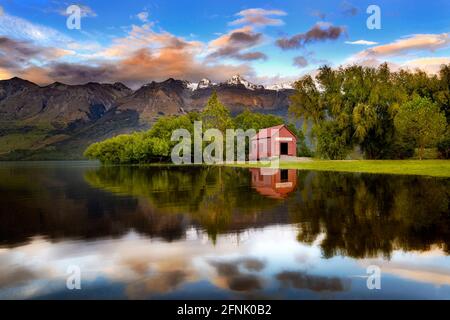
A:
84 166 282 242
290 172 450 258
2 165 448 258
0 166 186 246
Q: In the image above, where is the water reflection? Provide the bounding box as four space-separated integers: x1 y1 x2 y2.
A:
250 168 297 199
0 162 449 299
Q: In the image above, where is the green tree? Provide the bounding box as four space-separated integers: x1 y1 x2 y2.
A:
395 96 447 159
289 64 406 159
233 108 284 131
201 91 233 132
289 74 325 132
315 120 351 159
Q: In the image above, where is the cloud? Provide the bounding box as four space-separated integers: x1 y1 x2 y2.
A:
137 11 149 23
58 4 97 18
293 56 309 68
0 19 255 87
340 1 358 16
0 36 73 71
401 57 450 74
310 10 326 20
207 26 266 61
343 55 450 75
276 22 346 50
345 40 378 45
97 23 202 59
354 33 450 59
16 49 252 88
0 11 73 46
230 8 287 27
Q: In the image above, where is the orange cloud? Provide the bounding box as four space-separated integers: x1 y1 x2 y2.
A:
355 33 450 59
2 23 253 87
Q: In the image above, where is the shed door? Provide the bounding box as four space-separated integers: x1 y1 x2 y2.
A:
280 142 288 155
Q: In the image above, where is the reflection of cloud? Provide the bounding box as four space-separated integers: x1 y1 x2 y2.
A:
242 258 265 272
0 267 36 288
1 226 449 299
209 258 266 292
126 270 188 298
276 271 350 292
362 248 450 287
228 275 262 291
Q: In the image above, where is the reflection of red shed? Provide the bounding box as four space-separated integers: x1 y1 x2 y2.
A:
250 124 297 160
250 168 297 199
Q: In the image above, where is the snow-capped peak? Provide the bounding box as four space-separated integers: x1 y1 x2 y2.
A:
185 81 198 91
197 78 212 89
226 75 263 90
265 82 294 91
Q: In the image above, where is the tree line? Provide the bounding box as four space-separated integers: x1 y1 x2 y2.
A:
85 63 450 163
290 63 449 159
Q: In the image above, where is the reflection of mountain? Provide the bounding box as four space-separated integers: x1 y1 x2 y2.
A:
250 168 297 199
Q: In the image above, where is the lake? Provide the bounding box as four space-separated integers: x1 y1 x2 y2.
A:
0 161 449 299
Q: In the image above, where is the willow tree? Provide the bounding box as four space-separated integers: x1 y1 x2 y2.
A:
395 96 447 159
289 63 405 159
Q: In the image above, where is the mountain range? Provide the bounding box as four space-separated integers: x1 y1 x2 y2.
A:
0 75 295 160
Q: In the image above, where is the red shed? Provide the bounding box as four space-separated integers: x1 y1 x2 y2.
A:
250 124 297 160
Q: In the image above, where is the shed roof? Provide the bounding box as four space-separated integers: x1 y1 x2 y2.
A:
251 124 296 140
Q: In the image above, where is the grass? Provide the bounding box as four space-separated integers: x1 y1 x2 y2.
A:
229 159 450 178
0 132 48 154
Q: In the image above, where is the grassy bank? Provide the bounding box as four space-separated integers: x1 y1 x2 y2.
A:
230 160 450 178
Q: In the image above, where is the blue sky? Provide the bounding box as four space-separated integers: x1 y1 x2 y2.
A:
0 0 449 87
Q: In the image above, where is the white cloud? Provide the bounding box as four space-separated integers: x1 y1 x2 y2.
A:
137 11 149 23
401 57 450 74
59 4 97 18
0 12 72 46
345 40 378 45
230 8 287 27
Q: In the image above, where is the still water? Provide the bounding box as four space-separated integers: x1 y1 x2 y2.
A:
0 161 449 299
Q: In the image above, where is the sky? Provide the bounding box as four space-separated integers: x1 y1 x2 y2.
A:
0 0 449 88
